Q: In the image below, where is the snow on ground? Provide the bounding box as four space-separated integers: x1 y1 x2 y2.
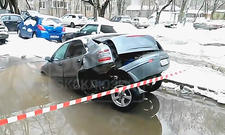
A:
143 23 225 69
0 33 60 58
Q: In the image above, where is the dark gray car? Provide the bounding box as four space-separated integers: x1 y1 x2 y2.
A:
41 34 169 111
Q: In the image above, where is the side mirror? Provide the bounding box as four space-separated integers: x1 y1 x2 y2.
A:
45 56 52 62
91 31 97 35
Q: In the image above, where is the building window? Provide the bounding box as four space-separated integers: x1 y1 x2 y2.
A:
86 6 92 11
52 0 67 8
39 1 46 9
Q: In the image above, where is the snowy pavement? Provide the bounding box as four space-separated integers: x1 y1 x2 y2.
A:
0 26 225 103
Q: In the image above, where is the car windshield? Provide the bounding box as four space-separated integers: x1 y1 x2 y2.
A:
80 24 98 34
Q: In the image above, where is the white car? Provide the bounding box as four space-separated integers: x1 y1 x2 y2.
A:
61 14 87 28
132 17 150 28
0 21 8 44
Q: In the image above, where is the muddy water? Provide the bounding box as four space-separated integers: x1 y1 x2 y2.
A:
0 58 225 135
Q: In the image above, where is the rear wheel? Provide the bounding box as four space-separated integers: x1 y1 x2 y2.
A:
110 74 139 111
70 22 75 28
32 32 37 38
141 80 162 92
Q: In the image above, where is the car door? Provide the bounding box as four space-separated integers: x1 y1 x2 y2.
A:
62 40 86 86
0 15 10 30
23 17 37 38
45 42 70 80
61 15 69 25
9 15 23 31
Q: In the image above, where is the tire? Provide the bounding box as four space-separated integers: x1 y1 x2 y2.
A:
110 74 139 111
18 29 22 37
0 39 5 44
141 80 162 93
32 32 37 38
70 22 75 28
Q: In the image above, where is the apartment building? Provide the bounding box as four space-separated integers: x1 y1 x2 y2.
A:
19 0 117 19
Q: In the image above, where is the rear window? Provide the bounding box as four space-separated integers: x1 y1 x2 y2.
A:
10 15 22 21
100 25 116 33
113 35 159 53
42 18 62 26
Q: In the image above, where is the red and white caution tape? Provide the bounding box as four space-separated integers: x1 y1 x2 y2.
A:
0 70 186 126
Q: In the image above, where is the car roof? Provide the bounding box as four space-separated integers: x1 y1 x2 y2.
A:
35 14 61 20
0 13 22 17
65 14 84 16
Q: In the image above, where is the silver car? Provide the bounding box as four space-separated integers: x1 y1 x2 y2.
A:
41 34 169 111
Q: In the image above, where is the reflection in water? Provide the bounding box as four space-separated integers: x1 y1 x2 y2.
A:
0 59 162 135
61 93 162 135
0 62 50 114
156 93 225 135
0 92 162 135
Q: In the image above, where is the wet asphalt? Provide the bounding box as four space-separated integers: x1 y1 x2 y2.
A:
0 57 225 135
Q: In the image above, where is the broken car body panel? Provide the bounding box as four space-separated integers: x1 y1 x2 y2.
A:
41 34 169 90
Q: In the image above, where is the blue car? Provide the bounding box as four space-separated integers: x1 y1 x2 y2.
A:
17 15 65 42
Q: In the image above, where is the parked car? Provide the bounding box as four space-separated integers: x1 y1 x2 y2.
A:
41 34 170 111
0 21 8 44
110 16 132 23
193 18 223 30
62 22 117 42
0 14 23 31
132 17 150 28
0 9 10 14
61 14 87 28
21 10 40 19
17 15 65 42
62 22 138 42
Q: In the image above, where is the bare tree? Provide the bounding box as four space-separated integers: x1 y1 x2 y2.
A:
117 0 126 15
0 0 8 9
211 0 225 19
25 0 31 10
83 0 111 17
155 0 173 24
178 0 188 23
139 0 145 17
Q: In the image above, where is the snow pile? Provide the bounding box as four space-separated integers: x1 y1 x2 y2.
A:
144 24 225 68
163 61 225 104
0 34 60 58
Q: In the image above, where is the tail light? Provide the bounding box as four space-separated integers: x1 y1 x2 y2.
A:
37 25 46 31
62 27 65 32
98 49 112 63
98 57 111 62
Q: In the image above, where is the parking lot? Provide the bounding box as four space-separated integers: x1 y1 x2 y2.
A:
0 32 225 135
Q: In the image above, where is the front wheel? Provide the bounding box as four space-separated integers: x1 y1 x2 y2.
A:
70 22 75 28
141 80 162 93
110 75 139 111
18 29 22 37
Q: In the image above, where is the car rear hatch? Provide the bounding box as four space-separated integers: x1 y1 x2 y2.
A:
41 18 64 34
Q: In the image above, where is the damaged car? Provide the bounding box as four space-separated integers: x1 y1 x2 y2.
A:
41 34 169 111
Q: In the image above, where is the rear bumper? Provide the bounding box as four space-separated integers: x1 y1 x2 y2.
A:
37 31 64 41
120 52 170 82
0 33 9 40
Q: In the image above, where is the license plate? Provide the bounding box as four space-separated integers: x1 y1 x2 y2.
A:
160 59 169 66
50 35 59 38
